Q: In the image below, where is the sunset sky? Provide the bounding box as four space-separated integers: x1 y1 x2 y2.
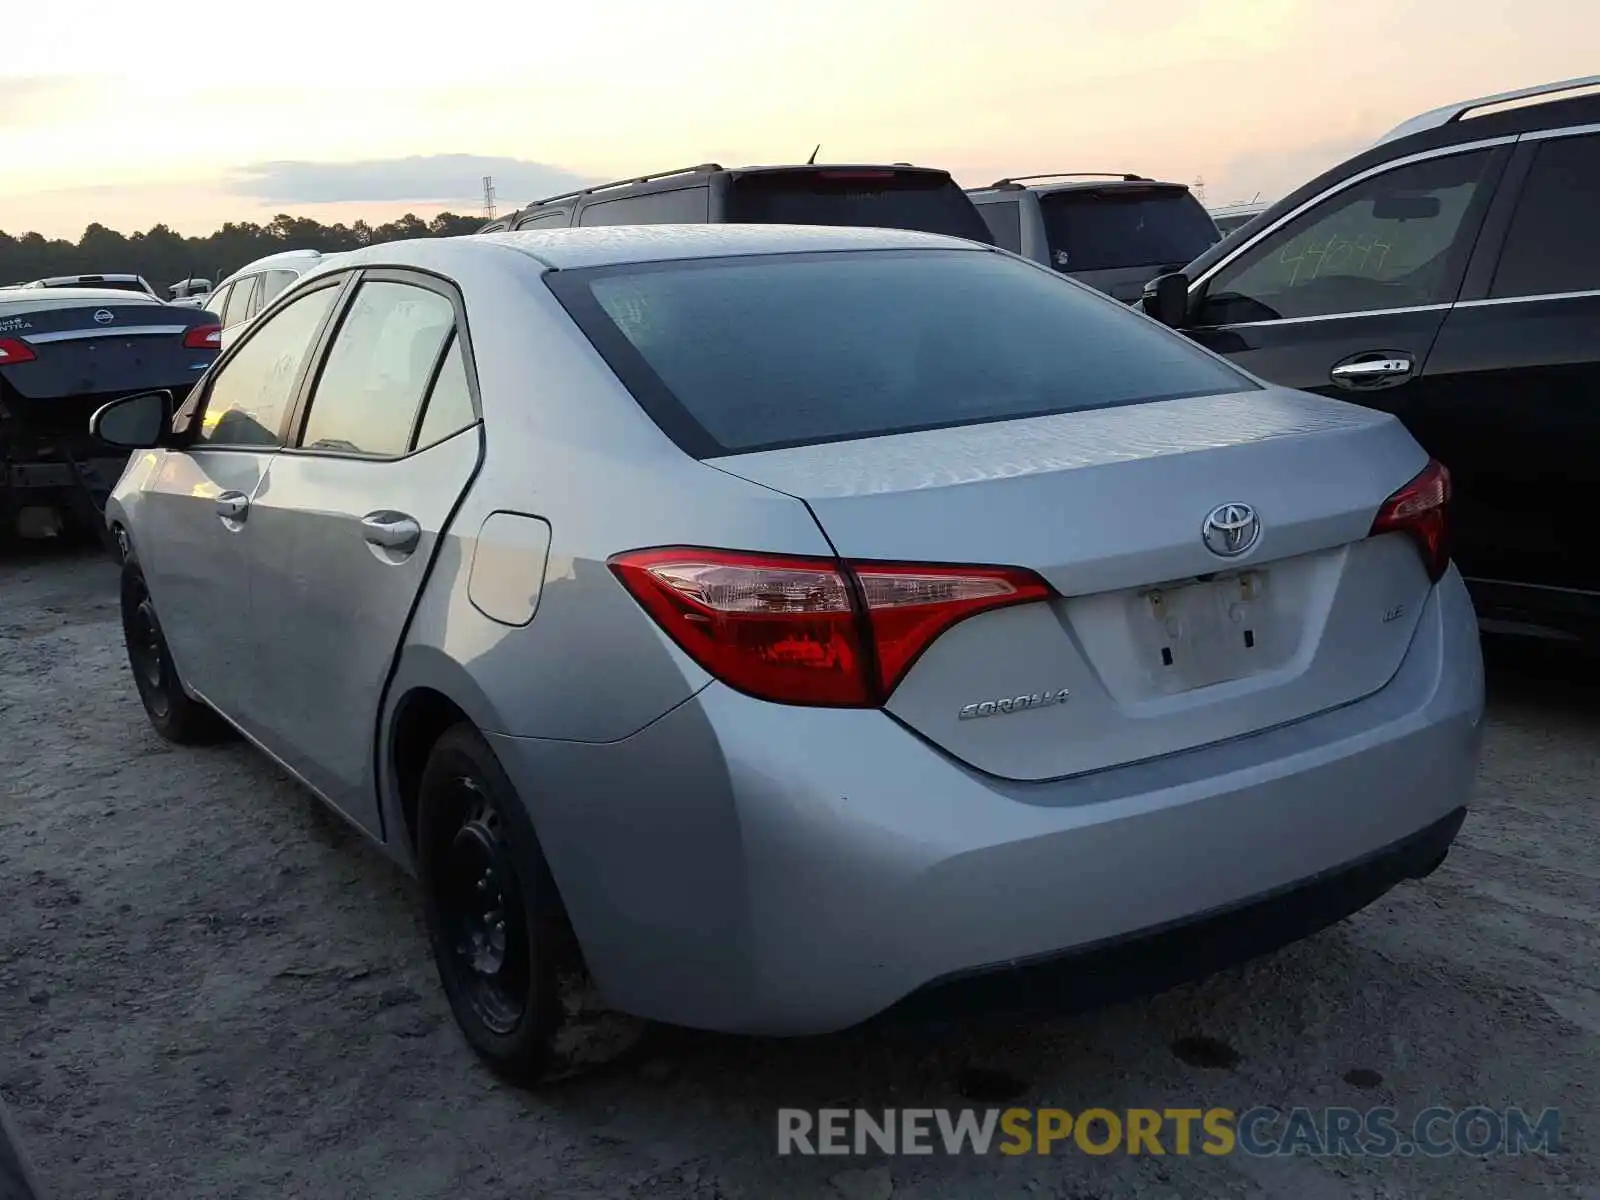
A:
4 0 1597 240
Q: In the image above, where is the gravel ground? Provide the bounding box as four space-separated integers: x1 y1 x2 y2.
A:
1 545 1596 1200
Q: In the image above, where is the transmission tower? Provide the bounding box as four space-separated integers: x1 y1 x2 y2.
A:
1193 175 1207 203
482 176 497 220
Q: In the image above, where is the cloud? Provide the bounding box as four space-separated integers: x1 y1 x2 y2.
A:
227 155 597 207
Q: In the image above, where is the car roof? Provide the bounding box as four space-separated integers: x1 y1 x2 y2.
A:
321 224 986 276
507 161 957 215
219 248 328 282
31 273 146 284
968 175 1190 198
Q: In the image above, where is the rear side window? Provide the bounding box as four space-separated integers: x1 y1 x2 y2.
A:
412 334 478 450
516 210 572 229
549 248 1252 457
725 170 995 244
1490 133 1600 298
578 188 709 226
975 199 1023 252
257 270 299 310
1041 187 1219 272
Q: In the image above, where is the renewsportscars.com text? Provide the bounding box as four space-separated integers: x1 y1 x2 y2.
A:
776 1106 1563 1158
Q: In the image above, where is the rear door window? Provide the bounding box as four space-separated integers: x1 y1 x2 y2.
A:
1041 187 1220 272
725 169 995 243
298 281 456 456
221 276 257 328
1489 133 1600 298
578 188 710 226
549 247 1251 457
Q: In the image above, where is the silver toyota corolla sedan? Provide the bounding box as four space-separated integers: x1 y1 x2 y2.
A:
90 224 1485 1084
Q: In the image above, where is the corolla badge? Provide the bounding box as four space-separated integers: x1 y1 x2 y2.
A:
1201 502 1261 558
958 688 1070 721
93 309 115 324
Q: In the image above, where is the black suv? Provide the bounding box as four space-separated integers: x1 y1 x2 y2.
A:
1140 74 1600 646
481 162 995 245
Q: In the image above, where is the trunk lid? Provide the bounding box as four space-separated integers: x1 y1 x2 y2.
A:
707 388 1436 781
0 298 216 402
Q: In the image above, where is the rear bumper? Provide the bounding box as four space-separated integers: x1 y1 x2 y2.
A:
488 566 1485 1036
878 804 1464 1027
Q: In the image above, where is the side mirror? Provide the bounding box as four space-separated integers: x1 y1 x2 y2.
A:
1141 271 1190 328
90 390 173 449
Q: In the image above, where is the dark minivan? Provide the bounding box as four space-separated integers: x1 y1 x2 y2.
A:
1139 74 1600 646
482 162 996 246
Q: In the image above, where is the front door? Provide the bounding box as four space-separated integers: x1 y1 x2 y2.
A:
1183 144 1509 416
245 274 483 836
139 279 345 729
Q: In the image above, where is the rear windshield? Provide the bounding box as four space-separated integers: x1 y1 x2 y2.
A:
548 248 1252 457
725 170 995 244
1041 187 1220 273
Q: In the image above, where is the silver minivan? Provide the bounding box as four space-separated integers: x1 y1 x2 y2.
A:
967 173 1222 302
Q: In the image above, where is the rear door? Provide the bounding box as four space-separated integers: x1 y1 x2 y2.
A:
139 278 346 728
1183 144 1510 404
1040 184 1221 300
245 271 483 835
1409 128 1600 598
723 167 996 244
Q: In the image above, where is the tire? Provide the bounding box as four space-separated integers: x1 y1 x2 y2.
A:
119 556 232 744
416 722 645 1086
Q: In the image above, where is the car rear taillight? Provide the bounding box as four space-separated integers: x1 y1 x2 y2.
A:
608 547 1052 706
183 324 222 349
1370 458 1451 582
815 170 898 180
0 337 37 365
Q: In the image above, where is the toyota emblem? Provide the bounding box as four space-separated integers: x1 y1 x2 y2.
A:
1201 502 1261 558
93 309 114 324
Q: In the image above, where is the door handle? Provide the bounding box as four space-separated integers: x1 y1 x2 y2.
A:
360 511 421 554
1330 353 1415 390
215 491 249 521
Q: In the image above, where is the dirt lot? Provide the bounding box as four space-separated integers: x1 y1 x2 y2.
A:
1 546 1596 1200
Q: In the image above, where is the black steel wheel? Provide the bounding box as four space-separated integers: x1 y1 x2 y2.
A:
118 557 231 744
416 723 646 1086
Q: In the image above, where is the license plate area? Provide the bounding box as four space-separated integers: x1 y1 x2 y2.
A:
1132 570 1276 692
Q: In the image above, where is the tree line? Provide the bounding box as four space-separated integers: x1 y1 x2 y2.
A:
0 212 487 294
